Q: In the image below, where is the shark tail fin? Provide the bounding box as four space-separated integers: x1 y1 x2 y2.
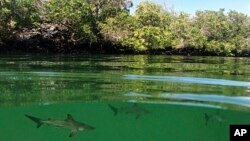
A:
204 113 210 126
25 114 43 128
108 104 118 116
136 115 141 120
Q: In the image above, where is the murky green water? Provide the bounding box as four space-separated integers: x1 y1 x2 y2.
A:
0 55 250 141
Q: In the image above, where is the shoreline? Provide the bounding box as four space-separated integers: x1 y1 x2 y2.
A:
1 45 249 57
0 24 248 57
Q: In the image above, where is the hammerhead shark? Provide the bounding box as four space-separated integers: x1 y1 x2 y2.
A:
108 103 150 119
25 114 95 137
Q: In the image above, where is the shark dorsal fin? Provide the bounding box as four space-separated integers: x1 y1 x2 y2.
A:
133 103 138 107
66 114 74 121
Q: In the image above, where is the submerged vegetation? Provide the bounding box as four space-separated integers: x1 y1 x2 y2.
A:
0 0 250 56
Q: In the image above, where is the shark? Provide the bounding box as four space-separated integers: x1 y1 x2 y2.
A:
108 103 150 119
25 114 95 137
204 112 226 126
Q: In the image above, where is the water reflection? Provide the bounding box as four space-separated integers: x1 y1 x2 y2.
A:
0 55 249 109
125 92 250 108
124 92 152 98
127 99 222 109
124 74 250 87
160 94 250 107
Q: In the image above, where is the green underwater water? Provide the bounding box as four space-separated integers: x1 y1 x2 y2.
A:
0 55 250 141
1 102 250 141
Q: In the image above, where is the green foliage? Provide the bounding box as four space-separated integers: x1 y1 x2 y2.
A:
135 1 164 26
0 0 250 56
14 0 42 28
227 11 250 54
121 2 172 51
228 10 250 38
45 0 96 43
97 1 250 55
0 0 41 45
194 9 250 55
0 0 41 29
0 1 11 41
86 0 126 21
99 11 136 43
100 3 172 51
205 40 235 56
122 26 172 51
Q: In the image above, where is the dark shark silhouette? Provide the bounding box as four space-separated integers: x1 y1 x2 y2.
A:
108 103 150 119
25 114 95 137
204 111 226 126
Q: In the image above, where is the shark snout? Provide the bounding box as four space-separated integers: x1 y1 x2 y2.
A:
89 126 95 130
87 125 95 130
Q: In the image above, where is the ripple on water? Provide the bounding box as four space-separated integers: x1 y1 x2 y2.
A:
124 92 250 108
124 74 250 87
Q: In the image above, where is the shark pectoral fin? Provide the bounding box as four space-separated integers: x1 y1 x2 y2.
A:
66 114 74 122
37 123 43 128
108 104 118 116
204 113 210 126
136 115 141 120
25 114 44 128
69 129 78 138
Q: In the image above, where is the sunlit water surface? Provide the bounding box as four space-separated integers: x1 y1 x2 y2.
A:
0 55 250 141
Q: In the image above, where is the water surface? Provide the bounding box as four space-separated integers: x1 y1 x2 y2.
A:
0 55 250 141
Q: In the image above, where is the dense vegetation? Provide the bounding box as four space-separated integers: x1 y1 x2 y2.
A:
0 0 250 56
